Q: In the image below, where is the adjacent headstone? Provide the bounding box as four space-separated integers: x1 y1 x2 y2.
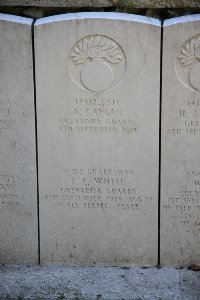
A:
35 13 160 265
0 14 38 263
161 15 200 265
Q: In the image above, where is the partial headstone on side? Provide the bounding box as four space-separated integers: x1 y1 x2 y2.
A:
35 13 160 265
161 15 200 265
0 14 38 263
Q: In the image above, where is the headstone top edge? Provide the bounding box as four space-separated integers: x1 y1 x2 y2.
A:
35 12 160 27
0 13 33 25
164 14 200 27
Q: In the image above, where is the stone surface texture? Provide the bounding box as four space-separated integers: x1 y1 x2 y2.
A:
161 14 200 266
1 0 200 8
0 14 38 263
35 12 160 266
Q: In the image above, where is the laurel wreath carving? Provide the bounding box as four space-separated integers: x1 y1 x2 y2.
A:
178 36 200 66
71 36 122 64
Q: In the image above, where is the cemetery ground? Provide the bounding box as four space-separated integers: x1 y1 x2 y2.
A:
0 264 199 300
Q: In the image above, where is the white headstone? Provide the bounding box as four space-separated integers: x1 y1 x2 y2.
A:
35 12 161 265
0 14 38 263
161 15 200 265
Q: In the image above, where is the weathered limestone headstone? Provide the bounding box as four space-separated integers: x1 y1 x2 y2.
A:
0 14 38 263
35 13 160 265
161 15 200 265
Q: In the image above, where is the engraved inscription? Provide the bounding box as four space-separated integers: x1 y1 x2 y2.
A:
0 98 16 133
162 170 200 239
45 168 153 212
0 174 21 208
68 35 126 92
166 96 200 136
58 98 137 135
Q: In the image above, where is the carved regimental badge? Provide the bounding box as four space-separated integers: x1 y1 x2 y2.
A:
177 35 200 91
68 35 126 92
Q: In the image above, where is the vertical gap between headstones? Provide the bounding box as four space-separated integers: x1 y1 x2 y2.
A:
158 21 164 266
32 19 40 264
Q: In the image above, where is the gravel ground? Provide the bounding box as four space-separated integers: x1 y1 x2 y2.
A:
0 265 199 300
